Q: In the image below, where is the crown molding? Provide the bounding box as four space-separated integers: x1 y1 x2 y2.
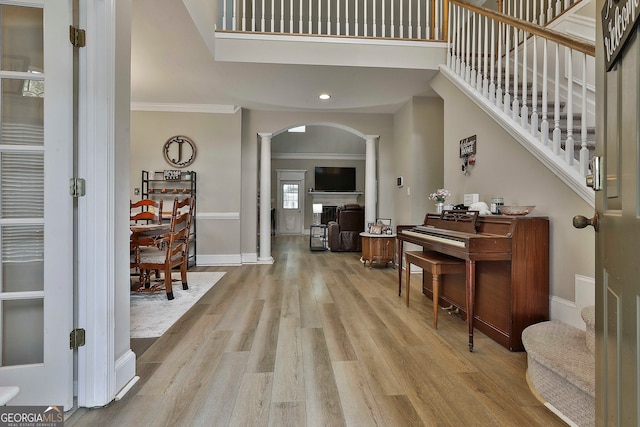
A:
131 102 240 114
271 152 366 161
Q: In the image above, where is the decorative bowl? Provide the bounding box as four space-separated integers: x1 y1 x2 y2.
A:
498 205 535 216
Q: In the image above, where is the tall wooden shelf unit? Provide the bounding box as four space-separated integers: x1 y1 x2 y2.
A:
141 170 197 267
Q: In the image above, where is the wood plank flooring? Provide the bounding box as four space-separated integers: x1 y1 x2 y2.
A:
67 235 565 427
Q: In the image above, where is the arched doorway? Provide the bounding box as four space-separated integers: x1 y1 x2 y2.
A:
258 123 379 263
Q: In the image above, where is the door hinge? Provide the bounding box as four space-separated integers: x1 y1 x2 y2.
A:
69 26 86 48
70 178 86 197
70 328 86 349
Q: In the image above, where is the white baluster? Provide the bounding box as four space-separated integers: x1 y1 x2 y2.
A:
252 0 257 32
409 0 413 38
373 0 377 36
496 21 503 109
243 0 247 31
299 0 303 33
280 0 284 32
427 0 432 40
327 0 331 34
483 16 489 97
456 5 462 74
356 0 360 36
383 0 387 37
547 0 554 23
290 0 294 32
364 0 368 36
261 0 266 31
526 0 530 22
447 2 453 66
555 0 561 18
417 0 422 39
391 0 395 37
337 0 341 35
471 11 477 87
541 39 549 146
222 0 227 30
512 25 520 121
465 8 471 82
504 23 511 114
400 0 404 38
435 0 440 40
476 13 483 90
579 53 589 175
531 35 539 137
521 29 529 128
565 47 574 165
318 0 322 34
308 0 312 33
344 0 351 36
553 43 561 154
489 18 495 101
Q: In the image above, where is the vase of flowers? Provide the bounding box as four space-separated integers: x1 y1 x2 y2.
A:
428 188 451 213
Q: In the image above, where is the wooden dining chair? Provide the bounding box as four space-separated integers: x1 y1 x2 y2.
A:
130 199 163 224
131 197 194 300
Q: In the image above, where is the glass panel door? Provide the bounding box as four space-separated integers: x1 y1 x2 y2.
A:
0 1 73 407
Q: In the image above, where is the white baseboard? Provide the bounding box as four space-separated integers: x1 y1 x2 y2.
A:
197 254 243 266
550 275 595 330
114 350 136 398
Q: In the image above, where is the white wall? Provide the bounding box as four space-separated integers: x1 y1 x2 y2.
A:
431 74 595 302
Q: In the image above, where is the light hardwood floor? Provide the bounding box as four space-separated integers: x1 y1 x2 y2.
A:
67 235 565 427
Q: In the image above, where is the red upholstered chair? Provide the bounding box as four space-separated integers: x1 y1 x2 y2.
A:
327 204 365 252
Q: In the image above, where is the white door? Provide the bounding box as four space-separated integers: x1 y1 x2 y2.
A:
278 180 303 234
0 1 73 408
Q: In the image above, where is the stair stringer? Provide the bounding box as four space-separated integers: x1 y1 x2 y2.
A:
438 64 595 208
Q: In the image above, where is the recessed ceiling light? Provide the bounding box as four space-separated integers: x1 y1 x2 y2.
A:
319 93 331 100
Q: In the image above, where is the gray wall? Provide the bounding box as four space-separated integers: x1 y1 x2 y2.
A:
431 74 594 301
130 109 243 263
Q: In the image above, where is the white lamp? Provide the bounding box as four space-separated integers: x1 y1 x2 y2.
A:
312 203 323 225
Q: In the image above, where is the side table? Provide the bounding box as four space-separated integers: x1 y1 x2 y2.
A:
360 232 396 268
310 224 328 251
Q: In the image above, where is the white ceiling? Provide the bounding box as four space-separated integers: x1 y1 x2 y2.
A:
131 0 440 113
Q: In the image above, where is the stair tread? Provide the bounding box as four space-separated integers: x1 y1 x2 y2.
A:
522 320 595 396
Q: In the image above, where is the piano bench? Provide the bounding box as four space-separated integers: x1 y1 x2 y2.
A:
404 251 466 329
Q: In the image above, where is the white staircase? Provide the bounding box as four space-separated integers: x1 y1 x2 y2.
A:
522 306 595 427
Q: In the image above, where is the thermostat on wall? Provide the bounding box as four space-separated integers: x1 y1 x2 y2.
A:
397 176 404 187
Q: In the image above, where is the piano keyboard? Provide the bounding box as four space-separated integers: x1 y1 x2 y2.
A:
401 229 467 248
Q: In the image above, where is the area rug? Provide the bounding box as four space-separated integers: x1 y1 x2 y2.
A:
130 271 225 338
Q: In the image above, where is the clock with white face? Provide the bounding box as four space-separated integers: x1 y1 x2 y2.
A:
163 135 196 168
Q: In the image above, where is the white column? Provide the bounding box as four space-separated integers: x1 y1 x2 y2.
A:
364 135 378 227
258 133 274 263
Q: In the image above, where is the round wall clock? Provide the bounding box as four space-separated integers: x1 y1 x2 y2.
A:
163 135 197 168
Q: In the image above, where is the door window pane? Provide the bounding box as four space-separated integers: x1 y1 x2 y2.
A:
2 299 43 366
282 184 299 209
2 225 43 292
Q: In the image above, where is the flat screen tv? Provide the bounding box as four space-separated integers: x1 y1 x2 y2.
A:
314 167 356 192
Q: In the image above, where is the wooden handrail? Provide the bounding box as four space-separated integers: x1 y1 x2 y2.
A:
448 0 595 56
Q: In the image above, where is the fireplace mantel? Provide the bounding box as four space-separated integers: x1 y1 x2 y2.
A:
309 191 363 206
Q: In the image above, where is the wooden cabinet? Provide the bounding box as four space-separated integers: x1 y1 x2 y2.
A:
141 170 196 267
360 232 396 268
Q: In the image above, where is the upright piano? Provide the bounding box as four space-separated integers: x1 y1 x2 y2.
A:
397 210 549 351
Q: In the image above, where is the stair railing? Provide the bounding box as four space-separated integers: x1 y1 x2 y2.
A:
446 0 595 179
499 0 583 26
218 0 449 41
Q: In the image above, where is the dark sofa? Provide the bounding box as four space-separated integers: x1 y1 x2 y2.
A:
327 204 365 252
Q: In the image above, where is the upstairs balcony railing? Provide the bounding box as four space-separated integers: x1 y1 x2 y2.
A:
217 0 449 40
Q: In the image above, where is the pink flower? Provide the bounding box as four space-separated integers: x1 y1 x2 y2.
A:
428 189 451 203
